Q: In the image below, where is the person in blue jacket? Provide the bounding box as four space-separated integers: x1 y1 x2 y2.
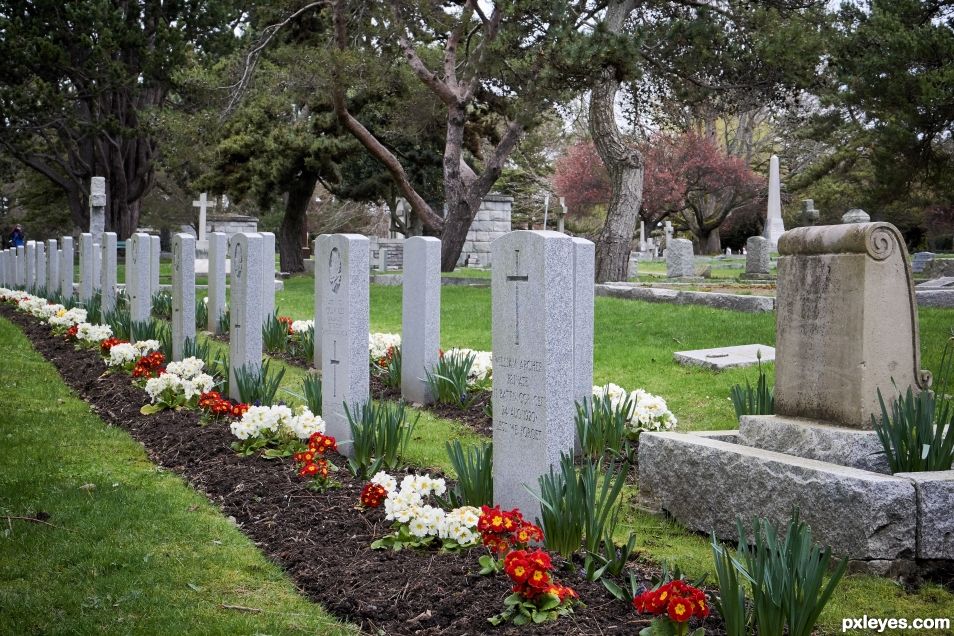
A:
9 224 24 248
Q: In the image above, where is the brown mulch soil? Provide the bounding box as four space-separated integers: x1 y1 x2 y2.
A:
2 305 727 636
368 374 493 438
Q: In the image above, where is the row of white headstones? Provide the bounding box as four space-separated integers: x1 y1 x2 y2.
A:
0 229 594 520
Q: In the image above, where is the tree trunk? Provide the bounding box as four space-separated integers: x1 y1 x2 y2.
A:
278 172 317 273
589 0 640 283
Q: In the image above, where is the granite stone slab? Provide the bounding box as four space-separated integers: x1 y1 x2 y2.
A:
674 344 775 370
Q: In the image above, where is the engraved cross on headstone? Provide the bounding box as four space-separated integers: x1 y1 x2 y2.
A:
330 340 340 397
506 249 529 345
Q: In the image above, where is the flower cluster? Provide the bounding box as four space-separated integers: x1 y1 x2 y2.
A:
132 351 166 379
198 391 248 420
106 340 158 369
369 332 401 360
504 549 576 603
229 404 325 442
100 337 126 354
368 472 481 549
477 505 543 555
290 319 314 334
633 579 709 627
443 348 493 382
76 322 113 346
143 357 215 410
65 325 78 339
360 482 388 508
592 383 678 435
48 307 88 331
293 432 338 490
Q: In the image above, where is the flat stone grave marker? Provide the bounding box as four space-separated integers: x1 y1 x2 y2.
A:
911 251 934 273
674 344 776 370
492 230 575 521
318 234 369 455
916 277 954 289
228 233 264 400
172 233 196 361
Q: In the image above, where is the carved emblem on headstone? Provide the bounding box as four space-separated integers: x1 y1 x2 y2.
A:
329 247 342 294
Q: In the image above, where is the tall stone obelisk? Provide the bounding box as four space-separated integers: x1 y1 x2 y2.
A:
762 155 785 249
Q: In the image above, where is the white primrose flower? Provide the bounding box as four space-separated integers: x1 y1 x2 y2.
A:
145 372 182 402
438 506 480 546
48 307 87 328
134 340 160 355
165 357 205 380
108 343 139 367
181 373 215 401
369 332 401 359
370 471 397 493
76 322 113 343
287 406 326 439
290 319 314 334
443 348 493 382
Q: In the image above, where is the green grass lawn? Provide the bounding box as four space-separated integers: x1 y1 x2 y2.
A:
0 317 355 636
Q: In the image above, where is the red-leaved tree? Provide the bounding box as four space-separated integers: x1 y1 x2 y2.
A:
642 132 764 254
552 141 612 217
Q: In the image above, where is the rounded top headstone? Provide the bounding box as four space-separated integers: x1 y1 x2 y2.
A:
842 208 870 224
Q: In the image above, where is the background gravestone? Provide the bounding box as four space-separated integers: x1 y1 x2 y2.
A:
911 252 935 274
318 234 370 455
25 241 36 291
401 236 441 404
149 235 161 298
207 232 227 333
762 155 786 248
228 233 264 400
79 233 94 302
261 231 276 318
571 237 595 408
60 237 74 298
15 246 25 288
666 238 695 278
89 176 106 244
35 242 46 293
46 240 58 294
171 233 196 361
128 233 152 330
312 234 330 368
491 230 575 520
93 248 102 292
741 236 773 280
101 233 117 313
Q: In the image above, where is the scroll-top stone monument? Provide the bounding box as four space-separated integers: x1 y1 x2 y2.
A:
491 230 576 520
639 222 944 569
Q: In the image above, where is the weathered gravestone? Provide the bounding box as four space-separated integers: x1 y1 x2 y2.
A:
318 234 370 455
207 232 227 333
149 235 161 298
842 208 871 224
261 231 276 318
911 252 935 274
171 233 196 361
666 238 695 278
228 233 264 401
25 241 36 291
79 233 94 302
60 237 74 298
762 155 786 248
741 236 773 280
89 177 106 244
46 240 58 294
401 236 441 404
35 242 46 293
128 233 152 329
640 222 939 566
312 234 330 368
491 230 576 520
100 233 117 313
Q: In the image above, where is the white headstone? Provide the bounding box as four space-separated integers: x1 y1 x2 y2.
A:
571 238 595 409
491 230 575 520
401 236 441 404
260 231 276 318
228 233 264 400
79 233 94 302
15 246 25 288
129 233 152 329
46 240 58 294
101 233 118 313
762 154 786 248
745 236 771 275
639 220 647 251
35 241 47 293
25 241 36 291
319 234 370 455
93 246 102 291
60 237 74 298
149 235 161 298
207 232 227 333
172 233 196 361
312 234 330 368
1 250 7 287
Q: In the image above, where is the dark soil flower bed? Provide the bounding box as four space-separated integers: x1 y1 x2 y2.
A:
2 305 727 635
